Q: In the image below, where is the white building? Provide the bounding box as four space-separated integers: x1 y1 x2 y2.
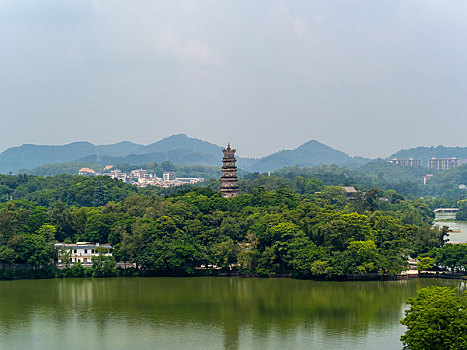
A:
176 178 205 184
110 169 127 181
55 242 112 266
427 157 459 170
78 168 96 176
163 172 176 182
130 169 149 179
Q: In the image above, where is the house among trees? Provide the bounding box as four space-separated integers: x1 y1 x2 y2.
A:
341 186 358 200
78 168 96 176
55 242 112 266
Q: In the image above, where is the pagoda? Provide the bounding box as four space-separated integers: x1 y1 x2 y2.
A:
220 144 239 197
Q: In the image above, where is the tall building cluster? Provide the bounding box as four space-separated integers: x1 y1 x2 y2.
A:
389 157 461 170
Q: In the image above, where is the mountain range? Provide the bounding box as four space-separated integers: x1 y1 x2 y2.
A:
0 134 465 174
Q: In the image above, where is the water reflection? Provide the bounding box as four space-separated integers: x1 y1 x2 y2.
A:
0 277 463 349
434 213 467 243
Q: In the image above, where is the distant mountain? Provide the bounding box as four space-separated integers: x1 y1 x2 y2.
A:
247 140 370 172
77 134 233 167
0 141 144 173
1 134 370 174
97 141 145 156
140 133 220 155
388 146 467 165
0 134 233 173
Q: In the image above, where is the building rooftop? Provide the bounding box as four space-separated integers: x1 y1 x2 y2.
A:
341 186 358 193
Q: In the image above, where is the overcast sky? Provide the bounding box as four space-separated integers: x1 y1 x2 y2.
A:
0 0 466 158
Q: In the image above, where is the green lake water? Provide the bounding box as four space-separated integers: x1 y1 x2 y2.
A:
434 213 467 243
0 277 464 350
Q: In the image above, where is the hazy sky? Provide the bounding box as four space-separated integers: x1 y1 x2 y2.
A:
1 0 466 158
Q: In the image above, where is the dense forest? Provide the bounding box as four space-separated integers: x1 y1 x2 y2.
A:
19 161 467 203
1 173 464 280
272 163 467 200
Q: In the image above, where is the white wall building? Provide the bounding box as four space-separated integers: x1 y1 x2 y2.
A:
55 242 112 266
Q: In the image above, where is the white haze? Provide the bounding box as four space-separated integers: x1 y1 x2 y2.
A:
0 0 466 158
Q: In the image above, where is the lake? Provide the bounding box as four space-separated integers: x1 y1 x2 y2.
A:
0 277 464 350
434 213 467 243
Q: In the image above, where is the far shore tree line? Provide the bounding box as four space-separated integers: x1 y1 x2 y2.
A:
16 160 467 201
0 173 464 280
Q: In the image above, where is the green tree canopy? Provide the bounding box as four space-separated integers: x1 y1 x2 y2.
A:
400 286 467 350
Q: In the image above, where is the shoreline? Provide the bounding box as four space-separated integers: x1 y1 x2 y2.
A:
1 267 466 282
435 219 466 223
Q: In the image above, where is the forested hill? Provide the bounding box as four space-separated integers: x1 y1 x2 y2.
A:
3 135 465 175
267 162 467 200
0 134 256 173
246 140 369 172
0 141 144 173
0 173 448 280
79 134 235 169
0 134 368 174
388 145 467 164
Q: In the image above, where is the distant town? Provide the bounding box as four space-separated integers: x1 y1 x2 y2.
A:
388 156 462 170
388 157 465 186
78 166 204 188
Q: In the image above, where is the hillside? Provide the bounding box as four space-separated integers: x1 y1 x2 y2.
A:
0 141 144 173
249 140 369 172
357 160 431 183
0 134 371 174
76 134 238 167
388 146 467 164
3 135 466 179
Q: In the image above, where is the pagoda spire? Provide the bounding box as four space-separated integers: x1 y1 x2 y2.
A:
220 144 238 198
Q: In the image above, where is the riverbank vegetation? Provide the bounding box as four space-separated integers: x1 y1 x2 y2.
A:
1 173 459 280
418 243 467 274
400 286 467 350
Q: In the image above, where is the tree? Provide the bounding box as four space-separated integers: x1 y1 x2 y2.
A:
211 239 239 270
151 242 201 274
50 201 75 241
82 211 111 243
436 244 467 274
315 186 347 207
37 224 57 243
92 252 116 277
0 206 18 245
416 256 435 272
58 247 72 268
17 234 55 269
93 178 108 207
0 246 15 269
119 221 147 270
345 240 380 274
456 200 467 221
439 225 450 247
400 286 467 350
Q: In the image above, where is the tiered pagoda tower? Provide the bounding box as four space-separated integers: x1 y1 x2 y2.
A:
220 144 239 198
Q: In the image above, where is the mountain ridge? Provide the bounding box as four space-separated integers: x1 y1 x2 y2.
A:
1 134 466 174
